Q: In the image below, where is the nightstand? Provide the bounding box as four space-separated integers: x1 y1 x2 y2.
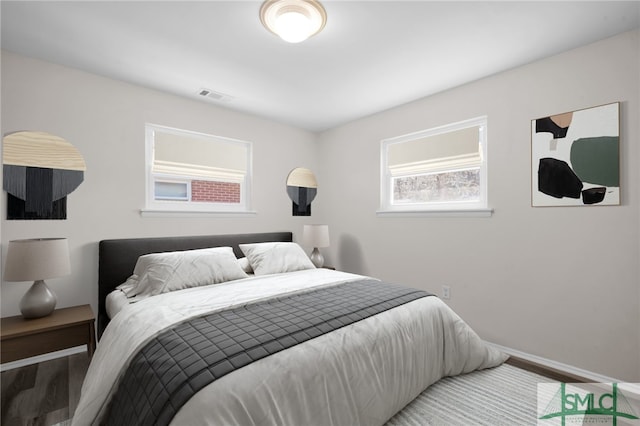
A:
1 304 96 364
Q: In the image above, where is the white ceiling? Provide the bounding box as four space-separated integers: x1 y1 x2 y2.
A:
2 1 639 132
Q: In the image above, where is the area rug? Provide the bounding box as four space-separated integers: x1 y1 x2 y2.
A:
386 363 553 426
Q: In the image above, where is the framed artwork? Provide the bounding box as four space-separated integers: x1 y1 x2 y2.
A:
531 102 620 207
3 131 86 219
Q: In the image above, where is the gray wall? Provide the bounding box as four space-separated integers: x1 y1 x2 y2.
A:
316 30 639 381
0 51 321 320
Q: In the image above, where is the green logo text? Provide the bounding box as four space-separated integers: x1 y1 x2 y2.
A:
539 383 639 425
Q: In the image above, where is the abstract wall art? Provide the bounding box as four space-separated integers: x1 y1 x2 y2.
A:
286 167 317 216
3 131 86 219
531 102 620 207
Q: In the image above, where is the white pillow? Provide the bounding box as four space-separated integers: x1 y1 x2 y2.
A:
237 257 253 274
239 242 315 275
117 246 248 300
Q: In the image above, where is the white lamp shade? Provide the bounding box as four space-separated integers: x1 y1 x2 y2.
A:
303 224 329 248
4 238 71 282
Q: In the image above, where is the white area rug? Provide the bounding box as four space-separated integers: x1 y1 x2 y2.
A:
387 363 553 425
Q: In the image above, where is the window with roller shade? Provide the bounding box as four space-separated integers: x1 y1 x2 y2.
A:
145 124 252 212
380 117 488 212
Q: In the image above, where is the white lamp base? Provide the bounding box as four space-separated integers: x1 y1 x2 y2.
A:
310 247 324 268
20 280 57 319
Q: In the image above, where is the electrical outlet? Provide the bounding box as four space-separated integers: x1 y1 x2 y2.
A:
442 285 451 300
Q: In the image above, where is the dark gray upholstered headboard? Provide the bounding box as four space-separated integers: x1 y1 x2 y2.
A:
97 231 293 339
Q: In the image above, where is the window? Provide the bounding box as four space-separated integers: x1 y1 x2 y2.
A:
144 124 252 213
380 116 489 214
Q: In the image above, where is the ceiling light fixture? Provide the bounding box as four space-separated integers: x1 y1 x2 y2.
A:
260 0 327 43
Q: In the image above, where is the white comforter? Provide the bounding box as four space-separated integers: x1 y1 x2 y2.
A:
73 269 507 426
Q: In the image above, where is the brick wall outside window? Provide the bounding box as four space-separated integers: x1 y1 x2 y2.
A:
191 180 241 203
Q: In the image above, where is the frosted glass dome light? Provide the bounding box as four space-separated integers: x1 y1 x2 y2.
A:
260 0 327 43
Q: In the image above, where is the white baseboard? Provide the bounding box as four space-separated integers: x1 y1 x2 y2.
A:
0 346 87 372
487 341 640 394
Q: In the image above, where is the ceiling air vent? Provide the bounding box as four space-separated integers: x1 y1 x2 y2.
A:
198 88 233 102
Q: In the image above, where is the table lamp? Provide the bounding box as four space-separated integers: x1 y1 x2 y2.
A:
303 224 329 268
4 238 71 319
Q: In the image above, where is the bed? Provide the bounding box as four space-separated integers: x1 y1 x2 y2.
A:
73 231 507 426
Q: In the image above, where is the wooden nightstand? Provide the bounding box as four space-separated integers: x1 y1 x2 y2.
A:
1 304 96 364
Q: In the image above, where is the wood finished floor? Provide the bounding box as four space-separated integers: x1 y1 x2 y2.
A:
1 353 89 426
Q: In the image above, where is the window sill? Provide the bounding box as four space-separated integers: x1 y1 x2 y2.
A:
376 208 493 218
140 209 257 218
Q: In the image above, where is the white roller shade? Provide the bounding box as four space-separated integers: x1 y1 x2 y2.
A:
153 130 247 181
388 126 481 176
